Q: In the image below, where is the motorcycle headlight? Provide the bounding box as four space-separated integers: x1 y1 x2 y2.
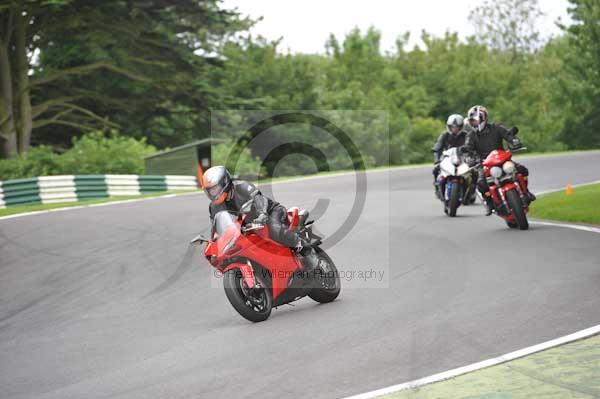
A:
490 166 503 178
503 161 516 174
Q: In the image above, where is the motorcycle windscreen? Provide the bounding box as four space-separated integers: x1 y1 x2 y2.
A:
213 211 241 253
213 211 237 234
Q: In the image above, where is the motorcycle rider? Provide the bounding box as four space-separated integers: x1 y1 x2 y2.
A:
464 105 536 216
432 114 469 198
201 165 319 272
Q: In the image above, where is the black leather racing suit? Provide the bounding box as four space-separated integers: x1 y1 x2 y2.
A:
208 180 301 248
464 123 529 196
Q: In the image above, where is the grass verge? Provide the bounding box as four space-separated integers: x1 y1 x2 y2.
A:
383 334 600 399
530 183 600 225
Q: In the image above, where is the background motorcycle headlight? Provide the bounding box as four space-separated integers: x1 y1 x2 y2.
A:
503 161 516 174
490 166 503 178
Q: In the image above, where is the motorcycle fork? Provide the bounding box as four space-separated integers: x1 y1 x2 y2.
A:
497 185 509 212
513 179 528 206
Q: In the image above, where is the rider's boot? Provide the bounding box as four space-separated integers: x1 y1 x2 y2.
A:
433 180 441 200
483 194 494 216
519 175 536 203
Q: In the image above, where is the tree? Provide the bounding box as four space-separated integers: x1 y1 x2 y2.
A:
469 0 544 61
558 0 600 148
0 0 250 158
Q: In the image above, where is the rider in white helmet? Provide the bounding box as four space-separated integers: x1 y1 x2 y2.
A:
432 114 469 198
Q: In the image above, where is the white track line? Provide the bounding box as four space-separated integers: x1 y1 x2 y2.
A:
535 180 600 196
0 191 201 221
530 220 600 234
343 324 600 399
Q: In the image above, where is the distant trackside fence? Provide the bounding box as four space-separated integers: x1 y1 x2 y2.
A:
0 175 199 209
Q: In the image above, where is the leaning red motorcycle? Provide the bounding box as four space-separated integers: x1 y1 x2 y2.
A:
191 206 341 322
482 148 530 230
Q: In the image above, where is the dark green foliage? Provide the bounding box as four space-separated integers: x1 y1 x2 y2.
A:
0 131 156 179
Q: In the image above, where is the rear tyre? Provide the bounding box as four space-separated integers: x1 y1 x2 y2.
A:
466 183 477 204
308 249 341 303
223 269 272 322
506 190 529 230
447 182 460 217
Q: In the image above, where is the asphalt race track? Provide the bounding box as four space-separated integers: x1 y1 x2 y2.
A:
1 152 599 399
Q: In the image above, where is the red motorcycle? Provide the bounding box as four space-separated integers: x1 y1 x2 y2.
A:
191 205 341 322
482 148 530 230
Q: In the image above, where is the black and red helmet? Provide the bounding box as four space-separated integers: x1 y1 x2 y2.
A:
467 105 489 132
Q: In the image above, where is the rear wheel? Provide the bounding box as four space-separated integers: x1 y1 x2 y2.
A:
223 269 272 322
466 180 477 204
506 190 529 230
447 181 460 217
308 249 341 303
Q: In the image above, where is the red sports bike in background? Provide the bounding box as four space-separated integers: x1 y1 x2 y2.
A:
191 204 341 322
482 147 530 230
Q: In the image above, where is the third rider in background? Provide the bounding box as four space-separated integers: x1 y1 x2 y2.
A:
432 114 469 199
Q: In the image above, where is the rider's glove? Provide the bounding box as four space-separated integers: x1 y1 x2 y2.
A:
512 137 522 148
254 213 268 226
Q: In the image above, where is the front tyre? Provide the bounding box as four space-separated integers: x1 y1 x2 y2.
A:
506 220 519 229
447 181 460 217
506 189 529 230
223 269 272 322
308 249 341 303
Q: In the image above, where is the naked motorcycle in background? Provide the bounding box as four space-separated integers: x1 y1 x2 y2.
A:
482 147 530 230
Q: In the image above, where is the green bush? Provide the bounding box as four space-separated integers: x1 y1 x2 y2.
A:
0 131 156 181
62 131 156 175
0 146 65 180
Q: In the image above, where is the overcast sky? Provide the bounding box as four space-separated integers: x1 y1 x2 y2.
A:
222 0 571 54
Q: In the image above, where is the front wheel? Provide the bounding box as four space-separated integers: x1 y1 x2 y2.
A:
447 181 460 217
223 269 272 322
308 249 341 303
506 220 518 229
506 189 529 230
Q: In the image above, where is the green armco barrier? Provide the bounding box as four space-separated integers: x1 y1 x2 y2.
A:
4 194 42 206
138 175 167 193
74 175 108 199
0 178 41 206
0 174 197 208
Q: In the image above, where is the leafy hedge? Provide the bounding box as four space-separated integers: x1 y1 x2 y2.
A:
0 131 156 180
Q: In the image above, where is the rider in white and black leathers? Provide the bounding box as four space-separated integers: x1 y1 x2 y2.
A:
202 165 319 271
463 105 536 215
432 114 469 197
